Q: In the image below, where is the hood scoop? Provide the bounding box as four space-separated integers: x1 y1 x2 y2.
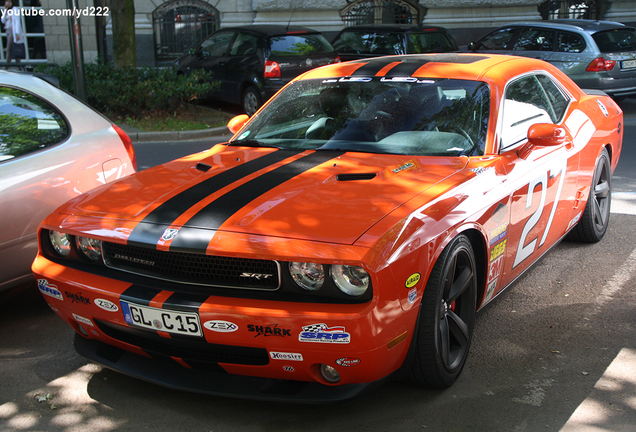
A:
336 173 377 181
196 162 213 172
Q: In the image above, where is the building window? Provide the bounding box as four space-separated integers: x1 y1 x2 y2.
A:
153 0 219 61
538 0 598 20
1 0 46 64
340 0 425 27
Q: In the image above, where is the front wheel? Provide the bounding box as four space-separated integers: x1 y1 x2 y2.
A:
411 235 477 388
242 86 262 117
568 148 611 243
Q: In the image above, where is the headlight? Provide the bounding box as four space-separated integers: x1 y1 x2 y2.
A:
289 262 325 290
330 265 369 296
49 231 71 257
76 236 102 261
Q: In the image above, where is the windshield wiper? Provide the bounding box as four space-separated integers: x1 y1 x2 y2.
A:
228 139 283 149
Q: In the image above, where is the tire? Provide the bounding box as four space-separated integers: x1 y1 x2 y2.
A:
568 148 611 243
242 86 261 117
411 235 477 388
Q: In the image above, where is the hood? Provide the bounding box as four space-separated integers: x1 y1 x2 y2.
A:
61 146 467 247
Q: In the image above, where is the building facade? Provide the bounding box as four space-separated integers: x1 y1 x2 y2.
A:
1 0 635 66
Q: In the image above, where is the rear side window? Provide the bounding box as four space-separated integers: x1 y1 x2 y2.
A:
475 27 516 50
593 29 636 53
332 31 403 55
408 32 458 53
269 34 334 57
0 86 69 161
557 31 586 53
513 28 554 51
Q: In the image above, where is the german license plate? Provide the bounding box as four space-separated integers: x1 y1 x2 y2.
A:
622 59 636 69
121 301 202 336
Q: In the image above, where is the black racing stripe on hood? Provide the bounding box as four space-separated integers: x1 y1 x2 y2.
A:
168 150 345 253
120 285 161 307
127 150 300 248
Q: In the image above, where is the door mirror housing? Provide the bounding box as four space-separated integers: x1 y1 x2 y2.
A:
518 123 569 159
227 114 250 134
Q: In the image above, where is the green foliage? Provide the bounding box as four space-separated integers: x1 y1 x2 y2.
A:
34 62 217 118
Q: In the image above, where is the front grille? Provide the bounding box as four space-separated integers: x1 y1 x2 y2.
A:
96 320 269 367
102 242 280 290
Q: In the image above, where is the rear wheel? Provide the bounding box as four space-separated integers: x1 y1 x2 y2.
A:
568 148 611 243
411 235 477 388
242 86 261 117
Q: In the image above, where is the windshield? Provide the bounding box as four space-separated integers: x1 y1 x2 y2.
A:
268 34 335 57
231 78 490 157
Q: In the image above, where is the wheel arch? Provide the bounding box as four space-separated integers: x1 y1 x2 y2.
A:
458 227 488 310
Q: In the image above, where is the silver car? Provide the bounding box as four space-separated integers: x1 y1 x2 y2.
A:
468 19 636 98
0 71 137 292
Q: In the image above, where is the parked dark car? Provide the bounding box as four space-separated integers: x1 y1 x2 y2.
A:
174 25 340 115
467 19 636 98
331 24 459 61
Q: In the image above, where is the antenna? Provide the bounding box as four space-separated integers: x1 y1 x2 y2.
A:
287 1 296 31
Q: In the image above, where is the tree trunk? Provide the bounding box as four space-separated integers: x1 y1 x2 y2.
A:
108 0 136 68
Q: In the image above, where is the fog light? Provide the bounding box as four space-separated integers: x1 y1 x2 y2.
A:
320 364 341 383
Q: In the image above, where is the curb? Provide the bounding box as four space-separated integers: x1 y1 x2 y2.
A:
127 125 231 143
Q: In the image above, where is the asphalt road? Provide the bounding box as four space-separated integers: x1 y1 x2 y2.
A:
1 100 635 432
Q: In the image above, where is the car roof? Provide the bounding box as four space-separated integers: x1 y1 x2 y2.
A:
218 24 323 36
297 53 578 90
337 24 449 33
492 19 633 34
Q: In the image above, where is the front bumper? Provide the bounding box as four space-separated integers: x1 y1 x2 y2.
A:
75 335 384 403
34 254 416 401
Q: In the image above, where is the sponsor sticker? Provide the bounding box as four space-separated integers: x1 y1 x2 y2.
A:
299 323 350 344
489 223 508 246
483 279 498 304
248 324 291 337
73 314 94 326
270 352 304 361
95 299 119 312
488 255 504 284
596 99 609 117
283 366 294 372
37 279 63 301
490 239 507 262
567 211 583 231
405 273 421 288
336 357 361 367
408 288 417 305
204 320 238 333
65 291 91 305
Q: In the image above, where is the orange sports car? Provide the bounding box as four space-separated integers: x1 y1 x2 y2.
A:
32 54 622 402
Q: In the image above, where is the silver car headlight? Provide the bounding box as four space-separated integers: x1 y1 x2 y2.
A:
330 265 370 296
289 262 325 291
76 236 102 261
49 231 71 257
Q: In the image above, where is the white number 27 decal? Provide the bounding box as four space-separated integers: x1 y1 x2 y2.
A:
513 158 567 268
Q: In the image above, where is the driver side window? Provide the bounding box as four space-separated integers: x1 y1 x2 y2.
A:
200 31 235 57
500 75 555 150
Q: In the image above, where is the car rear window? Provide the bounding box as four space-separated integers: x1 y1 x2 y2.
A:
593 29 636 53
268 34 334 57
408 32 458 53
0 86 69 161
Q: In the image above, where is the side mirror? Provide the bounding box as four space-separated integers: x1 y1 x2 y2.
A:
518 123 568 159
227 114 250 134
